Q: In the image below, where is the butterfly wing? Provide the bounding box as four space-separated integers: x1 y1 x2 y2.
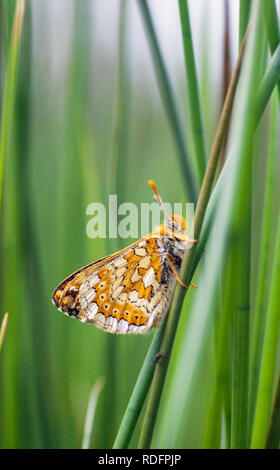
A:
52 234 176 334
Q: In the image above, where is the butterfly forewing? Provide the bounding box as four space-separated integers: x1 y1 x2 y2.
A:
52 234 176 334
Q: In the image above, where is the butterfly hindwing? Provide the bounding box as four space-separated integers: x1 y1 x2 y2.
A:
52 234 176 334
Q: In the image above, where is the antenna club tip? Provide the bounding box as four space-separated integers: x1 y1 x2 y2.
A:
148 179 158 194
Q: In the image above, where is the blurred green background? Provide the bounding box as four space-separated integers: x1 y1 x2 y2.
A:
0 0 279 449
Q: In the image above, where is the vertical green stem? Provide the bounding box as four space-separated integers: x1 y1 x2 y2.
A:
113 316 167 449
264 0 280 53
231 233 250 448
239 0 252 47
251 213 280 447
178 0 207 181
230 0 265 450
266 374 280 449
264 0 280 97
137 25 248 450
249 92 278 433
137 0 198 200
0 0 25 216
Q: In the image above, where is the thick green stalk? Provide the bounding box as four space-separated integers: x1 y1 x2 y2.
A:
231 1 265 449
113 316 167 449
113 16 280 447
264 0 280 53
249 92 278 434
257 44 280 117
194 45 280 274
264 0 280 97
137 27 249 450
0 0 25 216
137 0 198 200
251 210 280 448
201 292 224 449
202 260 232 449
239 0 252 47
266 373 280 448
231 233 250 449
178 0 207 181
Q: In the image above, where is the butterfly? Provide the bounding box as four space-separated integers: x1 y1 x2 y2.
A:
51 181 197 334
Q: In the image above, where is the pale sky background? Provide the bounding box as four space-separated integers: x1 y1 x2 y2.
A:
32 0 240 93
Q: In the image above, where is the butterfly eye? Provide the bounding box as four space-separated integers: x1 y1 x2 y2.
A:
171 221 179 232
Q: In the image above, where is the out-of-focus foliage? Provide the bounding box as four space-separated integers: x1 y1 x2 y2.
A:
0 0 280 449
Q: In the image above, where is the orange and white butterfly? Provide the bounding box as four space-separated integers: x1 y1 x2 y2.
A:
51 181 197 334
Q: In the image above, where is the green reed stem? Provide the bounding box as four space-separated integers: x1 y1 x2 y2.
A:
230 0 265 449
137 27 249 450
266 373 280 449
264 0 280 97
113 316 167 449
239 0 252 47
137 0 198 200
0 0 25 217
178 0 207 182
113 9 280 447
251 210 280 448
257 44 280 116
264 0 280 53
249 92 278 435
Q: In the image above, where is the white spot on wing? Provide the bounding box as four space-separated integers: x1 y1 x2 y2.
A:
131 269 141 283
119 292 128 302
106 316 118 333
128 290 138 302
88 275 100 287
115 267 127 278
80 288 96 308
143 267 155 288
135 247 147 257
112 285 124 300
80 275 100 294
138 256 150 269
95 312 105 327
129 324 138 333
114 257 128 268
117 319 129 333
86 302 98 320
112 277 124 292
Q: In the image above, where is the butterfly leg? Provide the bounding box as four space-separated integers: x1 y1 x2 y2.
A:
166 254 197 289
186 238 198 243
186 238 198 286
166 254 188 288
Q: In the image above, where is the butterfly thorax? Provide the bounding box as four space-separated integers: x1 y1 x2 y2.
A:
153 213 189 268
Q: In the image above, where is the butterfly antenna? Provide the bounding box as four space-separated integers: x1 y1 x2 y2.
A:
148 180 169 220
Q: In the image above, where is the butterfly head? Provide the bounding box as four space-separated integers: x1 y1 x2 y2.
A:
168 214 187 234
165 214 188 245
148 180 190 249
